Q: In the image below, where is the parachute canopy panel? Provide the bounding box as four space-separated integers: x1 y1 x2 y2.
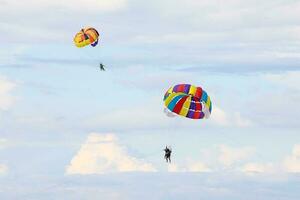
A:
163 84 212 120
74 27 99 48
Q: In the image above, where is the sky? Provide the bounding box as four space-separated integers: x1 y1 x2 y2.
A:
0 0 300 199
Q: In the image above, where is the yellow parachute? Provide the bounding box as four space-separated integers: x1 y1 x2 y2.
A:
73 27 99 48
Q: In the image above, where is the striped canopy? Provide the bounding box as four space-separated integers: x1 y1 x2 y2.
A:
163 84 212 119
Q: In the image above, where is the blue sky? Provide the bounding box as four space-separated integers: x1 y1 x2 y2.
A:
0 0 300 199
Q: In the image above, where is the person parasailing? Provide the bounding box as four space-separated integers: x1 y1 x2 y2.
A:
164 146 172 163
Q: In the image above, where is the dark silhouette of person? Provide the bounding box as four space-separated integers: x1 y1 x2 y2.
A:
164 146 172 163
99 63 105 71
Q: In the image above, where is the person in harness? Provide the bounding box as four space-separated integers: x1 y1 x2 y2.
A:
99 63 105 71
164 146 172 163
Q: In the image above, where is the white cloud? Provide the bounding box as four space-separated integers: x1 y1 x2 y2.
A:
210 106 230 126
167 161 211 172
241 162 275 174
0 164 8 175
167 163 179 172
283 144 300 173
210 106 253 127
187 161 212 172
168 144 300 174
218 145 255 167
66 133 156 175
0 76 17 110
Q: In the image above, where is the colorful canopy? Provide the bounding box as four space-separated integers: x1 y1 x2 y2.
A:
163 84 212 119
73 27 99 48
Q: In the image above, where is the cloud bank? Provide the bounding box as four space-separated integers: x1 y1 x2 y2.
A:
66 133 156 174
284 144 300 173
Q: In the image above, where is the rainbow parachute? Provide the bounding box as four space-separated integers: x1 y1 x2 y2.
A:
73 27 99 48
163 84 212 119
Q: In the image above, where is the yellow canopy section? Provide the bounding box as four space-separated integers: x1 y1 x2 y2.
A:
73 27 99 48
